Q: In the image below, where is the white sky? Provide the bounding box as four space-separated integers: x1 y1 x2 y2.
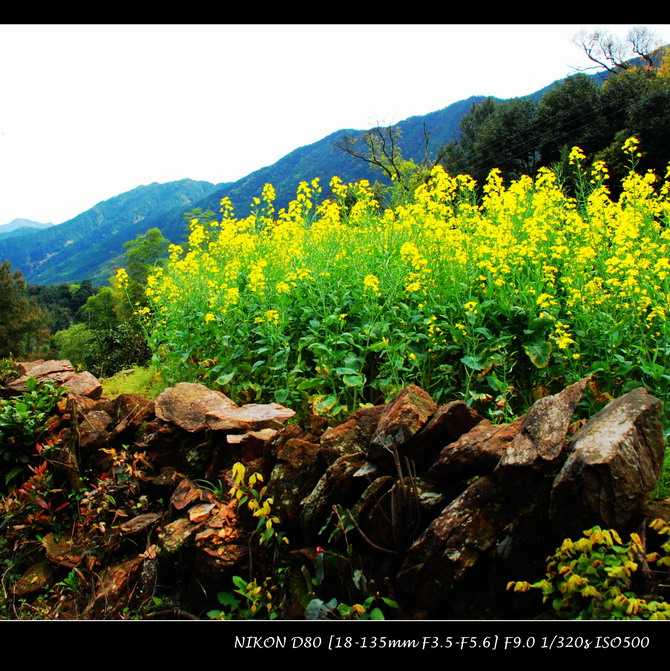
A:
1 23 669 226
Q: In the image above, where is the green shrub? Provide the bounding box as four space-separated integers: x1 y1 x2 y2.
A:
508 520 670 619
53 321 151 378
0 377 64 488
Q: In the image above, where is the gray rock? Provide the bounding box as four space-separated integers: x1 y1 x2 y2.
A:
550 387 665 535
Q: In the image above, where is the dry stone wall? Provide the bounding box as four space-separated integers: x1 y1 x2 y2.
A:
3 360 668 618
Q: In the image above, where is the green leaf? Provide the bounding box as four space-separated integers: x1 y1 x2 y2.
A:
370 607 385 620
342 374 365 387
215 371 235 386
333 367 358 375
305 598 327 620
217 591 241 610
524 340 552 368
461 355 484 370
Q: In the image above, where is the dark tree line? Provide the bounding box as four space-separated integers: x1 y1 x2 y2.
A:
440 42 670 191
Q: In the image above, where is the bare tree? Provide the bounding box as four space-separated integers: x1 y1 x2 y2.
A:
334 124 444 192
573 26 663 74
334 125 407 184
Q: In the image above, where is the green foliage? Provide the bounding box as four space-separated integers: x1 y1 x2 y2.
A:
305 593 399 620
0 358 18 385
100 365 168 399
80 286 119 330
119 227 170 316
208 576 281 620
0 377 64 488
508 521 670 619
0 261 47 358
229 462 288 548
440 61 670 195
441 97 539 186
52 320 152 378
651 445 670 500
535 74 608 170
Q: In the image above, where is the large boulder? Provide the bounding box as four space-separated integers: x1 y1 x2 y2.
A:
396 475 500 614
154 383 237 433
429 416 523 483
550 387 665 536
63 371 103 400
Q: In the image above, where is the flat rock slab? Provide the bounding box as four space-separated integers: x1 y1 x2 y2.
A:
7 359 76 392
155 383 237 432
15 359 75 379
206 402 295 432
154 382 295 433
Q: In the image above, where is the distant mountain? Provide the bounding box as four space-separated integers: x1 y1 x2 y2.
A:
0 179 222 285
0 218 53 240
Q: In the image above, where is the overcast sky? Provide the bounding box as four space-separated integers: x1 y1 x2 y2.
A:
1 23 669 226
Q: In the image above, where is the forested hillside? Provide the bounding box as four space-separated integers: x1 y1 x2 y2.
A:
0 179 221 285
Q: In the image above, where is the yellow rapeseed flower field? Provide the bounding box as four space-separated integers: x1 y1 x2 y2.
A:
139 143 670 421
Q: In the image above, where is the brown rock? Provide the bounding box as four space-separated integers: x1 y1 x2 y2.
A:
83 557 143 619
63 371 103 400
196 544 249 577
78 410 113 451
42 533 85 568
643 499 670 525
320 404 385 464
194 500 248 577
270 438 327 521
368 385 437 460
158 517 200 554
396 475 499 611
154 382 295 434
170 477 214 511
206 402 296 432
12 561 52 596
496 376 592 478
111 393 155 436
13 359 76 383
550 387 665 535
429 417 523 483
300 452 368 542
411 400 483 451
119 513 163 535
227 428 278 462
